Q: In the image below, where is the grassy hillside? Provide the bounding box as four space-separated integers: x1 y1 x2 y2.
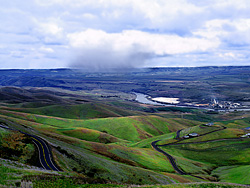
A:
212 165 250 184
217 117 250 129
1 68 250 187
58 127 125 143
2 102 142 119
0 108 209 185
0 157 65 187
130 132 176 148
160 139 250 167
0 109 175 142
180 128 245 143
1 119 175 185
178 124 222 137
0 108 202 142
1 99 250 186
77 116 171 141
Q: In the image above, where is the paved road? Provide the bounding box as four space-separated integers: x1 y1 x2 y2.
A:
165 125 227 147
0 124 11 130
27 134 60 171
0 124 60 171
151 140 187 175
151 140 204 179
175 129 183 139
151 125 229 179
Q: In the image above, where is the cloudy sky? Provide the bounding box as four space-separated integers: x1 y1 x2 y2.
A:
1 0 250 69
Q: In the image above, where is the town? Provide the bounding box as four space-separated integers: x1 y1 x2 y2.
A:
210 99 241 110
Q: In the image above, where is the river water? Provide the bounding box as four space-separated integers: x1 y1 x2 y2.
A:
133 92 250 111
133 92 170 106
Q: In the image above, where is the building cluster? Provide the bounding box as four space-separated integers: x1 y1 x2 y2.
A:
210 99 241 109
183 133 199 139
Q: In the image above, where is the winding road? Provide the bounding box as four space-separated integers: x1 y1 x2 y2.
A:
151 140 187 175
175 129 183 139
151 125 230 180
27 134 60 171
0 124 60 171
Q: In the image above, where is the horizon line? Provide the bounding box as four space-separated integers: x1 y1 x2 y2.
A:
0 65 250 70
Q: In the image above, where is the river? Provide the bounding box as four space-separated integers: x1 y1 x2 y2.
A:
133 92 166 106
133 92 250 111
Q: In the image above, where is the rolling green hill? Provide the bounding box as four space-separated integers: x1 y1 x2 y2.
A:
2 102 143 119
1 67 250 187
1 93 250 186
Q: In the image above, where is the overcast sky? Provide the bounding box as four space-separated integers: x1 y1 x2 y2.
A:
1 0 250 69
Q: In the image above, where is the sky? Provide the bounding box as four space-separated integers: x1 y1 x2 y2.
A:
1 0 250 69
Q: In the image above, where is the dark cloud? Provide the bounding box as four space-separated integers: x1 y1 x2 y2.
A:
69 46 152 72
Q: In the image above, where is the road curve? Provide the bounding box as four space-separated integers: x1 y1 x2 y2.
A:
0 124 60 171
151 140 187 175
151 140 204 179
175 129 183 139
152 125 235 180
28 134 60 171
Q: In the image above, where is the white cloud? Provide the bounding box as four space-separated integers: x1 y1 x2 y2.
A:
194 18 250 47
39 46 54 53
67 29 219 55
35 21 63 36
218 52 237 59
82 13 96 20
1 0 250 68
